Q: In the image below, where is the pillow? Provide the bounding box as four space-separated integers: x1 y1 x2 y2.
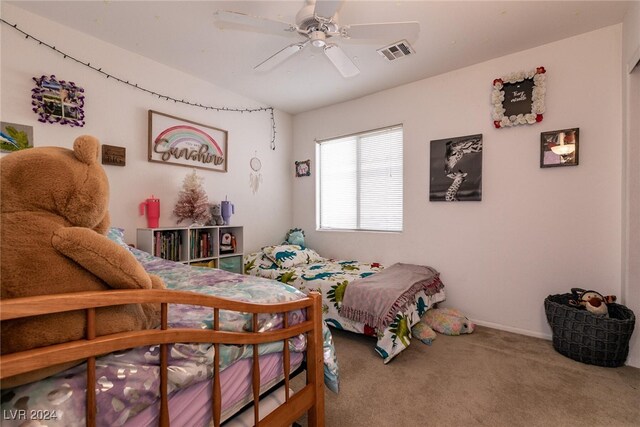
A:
411 321 436 345
262 244 323 268
244 251 278 272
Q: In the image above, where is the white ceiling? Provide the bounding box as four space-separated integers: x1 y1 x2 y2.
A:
9 1 632 114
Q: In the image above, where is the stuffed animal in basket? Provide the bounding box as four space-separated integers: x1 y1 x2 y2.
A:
0 136 165 386
570 288 617 317
422 307 475 336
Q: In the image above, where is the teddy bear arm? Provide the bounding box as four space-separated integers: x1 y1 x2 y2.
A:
52 227 155 290
93 212 111 235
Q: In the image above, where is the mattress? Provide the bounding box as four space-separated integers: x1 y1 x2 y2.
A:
126 352 303 426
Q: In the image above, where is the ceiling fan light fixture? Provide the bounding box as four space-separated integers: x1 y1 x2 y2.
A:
310 31 327 48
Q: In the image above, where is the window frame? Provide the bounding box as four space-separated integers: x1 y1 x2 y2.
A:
315 124 403 233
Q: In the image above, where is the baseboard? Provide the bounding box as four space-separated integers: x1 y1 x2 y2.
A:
471 319 552 341
472 319 640 369
625 354 640 368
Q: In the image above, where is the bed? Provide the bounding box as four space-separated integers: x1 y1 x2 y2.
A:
244 244 446 363
0 230 339 427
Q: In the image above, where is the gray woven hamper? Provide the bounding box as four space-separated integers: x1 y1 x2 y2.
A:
544 294 635 367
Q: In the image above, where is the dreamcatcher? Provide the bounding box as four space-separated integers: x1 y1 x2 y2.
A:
250 152 262 194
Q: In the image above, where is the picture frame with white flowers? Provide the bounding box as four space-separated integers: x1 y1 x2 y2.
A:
492 66 546 128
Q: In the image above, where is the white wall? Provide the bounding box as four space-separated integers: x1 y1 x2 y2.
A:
622 1 640 368
0 4 293 252
2 4 636 367
293 25 628 355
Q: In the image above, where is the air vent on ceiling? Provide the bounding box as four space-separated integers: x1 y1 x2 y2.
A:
377 40 415 61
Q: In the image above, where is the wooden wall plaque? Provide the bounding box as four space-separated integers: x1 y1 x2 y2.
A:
102 144 126 166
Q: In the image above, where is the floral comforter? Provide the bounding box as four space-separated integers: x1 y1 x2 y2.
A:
245 250 446 363
1 247 339 427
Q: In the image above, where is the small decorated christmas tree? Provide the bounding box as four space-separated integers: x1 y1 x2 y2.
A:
173 170 212 225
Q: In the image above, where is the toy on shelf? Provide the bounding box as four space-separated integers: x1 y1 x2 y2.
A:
220 232 237 254
208 204 224 226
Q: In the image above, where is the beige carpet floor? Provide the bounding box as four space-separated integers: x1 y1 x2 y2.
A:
293 326 640 426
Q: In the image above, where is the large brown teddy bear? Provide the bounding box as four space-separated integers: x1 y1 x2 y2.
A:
1 135 164 385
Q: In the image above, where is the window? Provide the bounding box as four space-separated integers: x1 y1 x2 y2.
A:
317 125 403 232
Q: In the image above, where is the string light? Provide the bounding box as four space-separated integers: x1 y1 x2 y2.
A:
1 18 277 150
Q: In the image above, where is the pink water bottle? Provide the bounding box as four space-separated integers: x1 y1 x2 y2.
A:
139 196 160 228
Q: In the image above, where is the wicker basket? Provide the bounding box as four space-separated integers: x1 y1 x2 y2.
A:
544 293 636 367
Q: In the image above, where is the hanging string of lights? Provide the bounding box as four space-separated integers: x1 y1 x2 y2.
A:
1 18 277 150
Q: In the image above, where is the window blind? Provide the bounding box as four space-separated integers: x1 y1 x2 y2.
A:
317 126 403 232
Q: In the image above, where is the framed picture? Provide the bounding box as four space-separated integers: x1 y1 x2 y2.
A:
1 122 33 153
148 110 227 172
31 75 85 127
430 134 483 202
295 159 311 177
492 66 546 128
540 128 579 168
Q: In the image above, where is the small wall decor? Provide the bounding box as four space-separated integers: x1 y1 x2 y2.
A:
148 110 227 172
31 75 85 127
0 122 33 153
540 128 579 168
492 66 546 128
249 152 263 194
101 144 126 166
430 134 483 202
295 159 311 177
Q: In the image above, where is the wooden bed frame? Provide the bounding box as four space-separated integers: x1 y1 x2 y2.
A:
0 289 325 427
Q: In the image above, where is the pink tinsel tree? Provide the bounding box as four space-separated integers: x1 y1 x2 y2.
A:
173 170 212 225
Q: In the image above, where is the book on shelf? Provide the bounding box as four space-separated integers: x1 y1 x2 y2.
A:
189 229 214 260
153 230 182 262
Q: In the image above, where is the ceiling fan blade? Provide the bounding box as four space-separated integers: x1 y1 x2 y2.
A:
214 10 297 36
254 42 308 71
313 0 343 19
342 22 420 41
324 44 359 78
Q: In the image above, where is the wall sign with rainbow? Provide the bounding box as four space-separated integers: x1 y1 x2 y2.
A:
148 110 227 172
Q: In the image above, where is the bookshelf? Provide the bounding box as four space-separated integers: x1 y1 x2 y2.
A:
136 225 244 274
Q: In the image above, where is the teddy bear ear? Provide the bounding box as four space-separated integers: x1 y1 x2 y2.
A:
73 135 100 165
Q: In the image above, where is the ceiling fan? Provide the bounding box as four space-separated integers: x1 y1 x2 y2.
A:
214 0 420 78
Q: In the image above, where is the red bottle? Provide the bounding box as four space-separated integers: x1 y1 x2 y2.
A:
139 196 160 228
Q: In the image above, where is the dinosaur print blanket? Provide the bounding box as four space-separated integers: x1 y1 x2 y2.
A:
245 251 446 363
